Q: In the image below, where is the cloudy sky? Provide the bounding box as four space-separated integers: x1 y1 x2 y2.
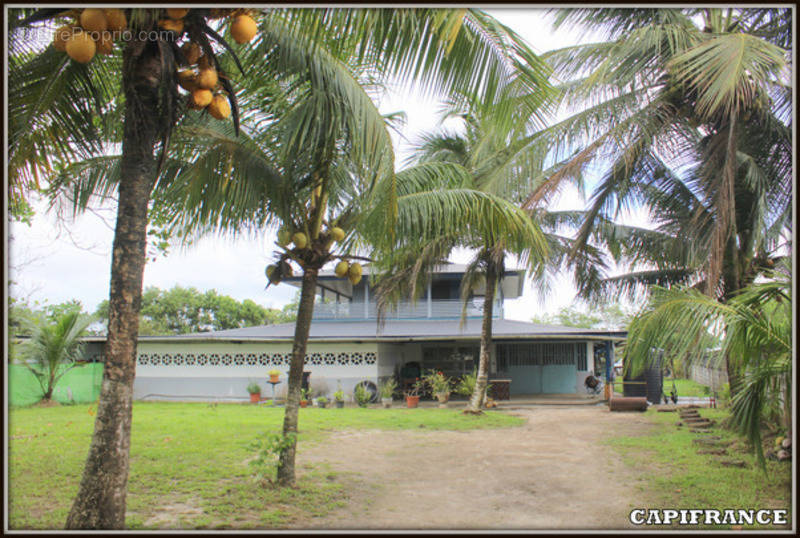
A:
8 9 639 321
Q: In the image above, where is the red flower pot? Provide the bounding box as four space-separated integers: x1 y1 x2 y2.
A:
300 400 308 408
249 393 261 403
406 395 420 408
269 375 280 384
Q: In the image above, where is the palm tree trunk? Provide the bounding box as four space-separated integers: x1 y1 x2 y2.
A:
464 267 497 414
276 266 319 486
66 40 161 530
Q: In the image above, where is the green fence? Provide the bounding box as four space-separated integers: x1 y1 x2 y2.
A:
8 363 104 407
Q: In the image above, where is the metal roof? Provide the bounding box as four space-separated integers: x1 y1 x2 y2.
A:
115 319 626 344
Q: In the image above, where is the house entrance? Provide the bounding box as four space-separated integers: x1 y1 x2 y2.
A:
496 342 585 394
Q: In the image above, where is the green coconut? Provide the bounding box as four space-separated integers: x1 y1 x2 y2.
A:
276 227 291 247
330 227 345 242
292 232 308 250
334 261 349 278
348 263 363 285
265 264 279 283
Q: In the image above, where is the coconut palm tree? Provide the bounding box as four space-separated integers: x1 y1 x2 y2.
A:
624 261 791 468
522 8 791 394
21 310 94 402
370 90 574 413
29 8 553 492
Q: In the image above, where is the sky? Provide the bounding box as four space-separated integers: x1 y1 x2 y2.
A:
7 9 644 321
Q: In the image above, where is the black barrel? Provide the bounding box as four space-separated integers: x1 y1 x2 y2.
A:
623 353 663 404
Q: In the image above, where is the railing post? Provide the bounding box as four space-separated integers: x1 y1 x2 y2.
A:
427 281 432 318
364 282 369 319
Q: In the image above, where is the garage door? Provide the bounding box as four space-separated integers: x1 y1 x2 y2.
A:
497 343 582 394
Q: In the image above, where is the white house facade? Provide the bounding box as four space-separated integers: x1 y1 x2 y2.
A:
82 264 625 401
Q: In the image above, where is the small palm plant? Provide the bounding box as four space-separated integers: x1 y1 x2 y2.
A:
22 310 93 402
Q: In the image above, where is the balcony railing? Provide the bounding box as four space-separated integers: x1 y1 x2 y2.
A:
311 298 503 320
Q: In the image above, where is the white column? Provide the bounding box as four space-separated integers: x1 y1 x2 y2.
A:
427 280 432 318
364 281 369 318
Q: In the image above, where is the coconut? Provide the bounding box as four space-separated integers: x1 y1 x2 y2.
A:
53 25 76 52
181 41 202 65
334 261 350 278
177 69 197 92
94 33 114 55
348 272 362 286
208 95 231 120
191 88 213 108
230 15 258 44
330 227 345 242
348 263 363 280
292 232 308 250
277 228 292 247
158 18 184 33
197 68 218 90
166 8 189 19
65 32 96 63
265 264 279 283
80 8 108 33
103 9 127 32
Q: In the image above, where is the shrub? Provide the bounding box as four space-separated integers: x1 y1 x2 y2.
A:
378 378 397 399
353 383 371 407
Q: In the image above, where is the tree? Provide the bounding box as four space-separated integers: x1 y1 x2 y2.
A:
624 261 791 468
20 310 94 401
9 7 252 528
93 285 294 334
530 302 637 330
525 8 791 395
373 88 554 413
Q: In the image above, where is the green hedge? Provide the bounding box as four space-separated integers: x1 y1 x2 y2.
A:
8 363 103 407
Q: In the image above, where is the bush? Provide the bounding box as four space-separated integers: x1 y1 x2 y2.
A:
354 383 371 407
378 378 397 399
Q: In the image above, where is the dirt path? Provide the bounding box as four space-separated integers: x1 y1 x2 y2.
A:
299 406 654 530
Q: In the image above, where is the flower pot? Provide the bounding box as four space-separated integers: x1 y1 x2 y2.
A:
318 402 327 408
406 395 420 408
300 400 308 408
335 400 345 408
435 392 450 404
381 397 392 408
249 392 261 403
269 375 280 384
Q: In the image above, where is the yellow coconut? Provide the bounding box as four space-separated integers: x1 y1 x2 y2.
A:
187 94 204 110
348 263 363 281
208 95 231 120
292 232 308 250
103 9 127 32
348 271 362 286
166 8 189 19
197 68 218 90
80 8 108 33
334 261 350 278
329 227 345 242
230 14 258 44
181 41 202 64
53 25 77 52
158 18 184 33
65 32 96 63
191 88 213 108
94 33 114 55
177 69 197 91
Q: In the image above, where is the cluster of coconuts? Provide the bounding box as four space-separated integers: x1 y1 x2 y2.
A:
267 224 362 285
169 9 257 120
53 8 128 63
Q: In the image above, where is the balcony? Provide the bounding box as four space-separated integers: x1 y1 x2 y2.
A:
311 298 504 321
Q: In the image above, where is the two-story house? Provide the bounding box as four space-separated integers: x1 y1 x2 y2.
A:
82 263 625 401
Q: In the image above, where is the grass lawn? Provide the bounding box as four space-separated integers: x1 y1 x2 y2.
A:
613 377 711 398
8 402 522 530
607 408 792 530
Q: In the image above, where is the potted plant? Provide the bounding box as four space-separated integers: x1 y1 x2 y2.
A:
247 381 262 403
299 388 309 408
333 388 345 408
379 378 397 408
404 378 423 408
423 370 451 407
317 396 328 408
354 383 371 408
268 369 281 384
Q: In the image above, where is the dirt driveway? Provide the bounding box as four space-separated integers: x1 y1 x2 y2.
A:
299 405 654 530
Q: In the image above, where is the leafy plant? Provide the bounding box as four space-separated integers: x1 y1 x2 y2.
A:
333 389 345 402
268 369 281 377
455 369 491 400
422 370 451 395
404 378 424 398
378 378 397 399
246 381 261 395
300 388 309 401
316 396 327 405
249 432 297 486
21 310 93 401
353 383 371 407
